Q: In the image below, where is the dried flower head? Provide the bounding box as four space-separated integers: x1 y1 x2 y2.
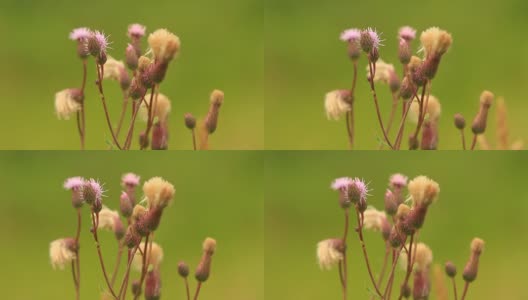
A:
324 90 351 120
69 27 91 41
143 177 175 209
49 238 77 270
471 238 485 254
148 29 181 63
409 95 442 123
133 242 164 271
204 90 225 134
64 176 85 190
389 173 408 189
55 89 83 120
140 93 172 123
363 207 387 231
128 23 146 39
316 238 345 270
408 176 440 206
340 28 361 42
420 27 452 57
399 26 416 41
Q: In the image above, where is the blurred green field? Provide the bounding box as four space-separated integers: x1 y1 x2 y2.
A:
0 0 263 149
0 152 263 299
265 0 528 149
265 152 528 299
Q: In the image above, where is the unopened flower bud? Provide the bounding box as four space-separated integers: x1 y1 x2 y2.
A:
129 78 146 100
120 191 133 218
409 135 419 150
77 40 90 59
131 280 141 297
454 113 466 130
151 122 169 150
195 238 216 282
399 76 415 100
413 270 431 300
144 270 161 300
381 217 391 241
398 39 411 65
422 55 441 79
151 61 169 84
471 91 494 135
347 41 361 61
144 207 164 232
204 90 224 134
184 113 196 130
445 261 457 278
124 226 141 248
119 69 131 91
384 189 398 215
114 217 125 240
178 261 189 278
97 51 107 65
389 227 403 248
400 283 411 298
420 120 438 150
369 47 379 63
126 44 139 70
463 238 484 282
139 131 149 149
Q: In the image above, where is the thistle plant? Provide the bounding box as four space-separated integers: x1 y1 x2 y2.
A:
317 174 484 299
49 173 217 300
326 25 521 150
55 24 225 150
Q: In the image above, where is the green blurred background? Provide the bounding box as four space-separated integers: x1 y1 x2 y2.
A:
265 152 528 299
0 0 263 149
265 0 528 149
0 152 263 299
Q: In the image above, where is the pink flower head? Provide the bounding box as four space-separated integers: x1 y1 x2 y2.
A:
128 23 146 38
83 178 104 204
94 31 110 52
398 26 416 41
366 27 382 49
121 172 140 187
350 177 369 201
69 27 91 41
389 173 408 189
331 177 353 190
64 176 85 190
340 28 361 42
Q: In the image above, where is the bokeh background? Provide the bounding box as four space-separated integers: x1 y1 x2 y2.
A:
265 0 528 149
0 0 263 149
0 152 263 299
265 152 528 299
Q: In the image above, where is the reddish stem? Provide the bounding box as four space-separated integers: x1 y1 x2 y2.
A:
185 278 191 300
91 211 118 298
460 281 470 300
95 64 123 150
193 282 203 300
367 59 394 149
355 208 383 297
133 234 150 300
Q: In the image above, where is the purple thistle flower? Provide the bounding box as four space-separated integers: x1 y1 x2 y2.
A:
83 178 105 204
398 26 416 41
350 177 369 200
128 23 146 38
94 31 110 52
366 27 382 49
340 28 361 42
390 173 408 188
331 177 353 190
122 172 141 187
69 27 91 41
64 176 85 190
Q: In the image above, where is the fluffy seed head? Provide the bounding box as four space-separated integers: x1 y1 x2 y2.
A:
317 238 345 270
128 23 146 39
143 177 175 209
203 237 217 255
408 176 440 206
102 56 126 81
55 88 83 120
340 28 361 42
138 56 152 73
97 206 120 232
324 90 351 120
148 29 181 63
133 242 164 271
399 26 416 41
367 59 395 84
132 204 147 223
140 93 172 123
420 27 452 57
471 238 485 254
69 27 91 41
49 238 77 270
363 207 387 231
399 242 433 271
409 95 442 123
389 173 408 189
396 204 411 221
480 91 494 107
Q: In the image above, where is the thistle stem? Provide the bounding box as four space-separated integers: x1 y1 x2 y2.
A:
95 64 123 150
191 129 197 151
383 246 403 299
460 281 470 300
397 233 415 300
451 277 459 300
115 95 130 138
133 234 150 300
410 82 429 149
355 208 383 298
370 243 390 300
117 247 137 300
470 134 478 150
111 244 124 286
141 86 158 150
91 211 118 299
367 59 394 149
346 61 358 149
460 129 467 150
341 209 349 300
185 278 191 300
193 282 202 300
